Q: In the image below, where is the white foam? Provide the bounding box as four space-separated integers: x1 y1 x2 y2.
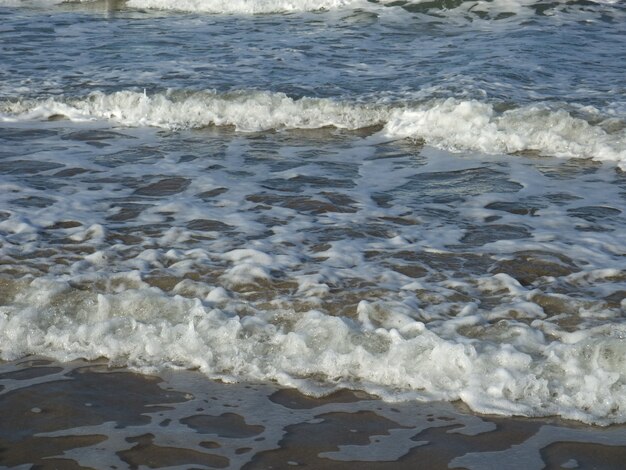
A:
384 99 626 168
2 91 625 168
1 0 618 17
0 90 388 132
0 0 98 5
126 0 366 14
1 277 625 425
0 117 624 425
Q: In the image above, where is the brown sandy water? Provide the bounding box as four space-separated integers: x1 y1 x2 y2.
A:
1 357 625 470
0 124 625 439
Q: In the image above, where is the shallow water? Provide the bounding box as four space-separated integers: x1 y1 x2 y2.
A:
2 358 626 469
0 0 625 428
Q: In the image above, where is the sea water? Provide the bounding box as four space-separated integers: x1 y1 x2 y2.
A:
0 0 625 426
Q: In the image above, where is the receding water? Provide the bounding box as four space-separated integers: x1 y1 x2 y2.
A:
0 0 625 436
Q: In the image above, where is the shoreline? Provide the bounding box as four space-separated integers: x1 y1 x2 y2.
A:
1 357 625 469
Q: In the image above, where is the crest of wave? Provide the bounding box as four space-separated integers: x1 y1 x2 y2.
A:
384 98 626 169
125 0 366 13
0 0 99 5
3 90 625 168
0 89 388 131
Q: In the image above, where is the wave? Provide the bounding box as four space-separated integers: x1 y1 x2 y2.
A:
2 89 624 167
0 0 368 13
126 0 366 14
1 275 625 425
125 0 626 15
386 99 626 165
0 0 97 5
0 90 388 131
2 0 620 16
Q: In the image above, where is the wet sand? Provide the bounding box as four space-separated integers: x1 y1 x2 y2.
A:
1 357 625 470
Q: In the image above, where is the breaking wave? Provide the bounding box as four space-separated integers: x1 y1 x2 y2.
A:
2 0 622 17
126 0 366 14
2 89 625 167
1 275 626 425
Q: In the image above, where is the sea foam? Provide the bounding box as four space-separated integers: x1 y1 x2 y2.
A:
2 0 619 18
385 99 626 166
2 90 625 168
1 276 625 425
125 0 626 18
125 0 366 14
0 90 387 132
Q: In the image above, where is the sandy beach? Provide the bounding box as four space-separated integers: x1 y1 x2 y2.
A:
2 357 626 469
